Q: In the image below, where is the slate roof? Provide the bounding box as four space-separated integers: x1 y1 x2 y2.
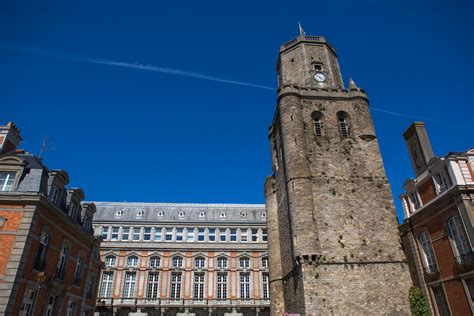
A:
91 201 266 224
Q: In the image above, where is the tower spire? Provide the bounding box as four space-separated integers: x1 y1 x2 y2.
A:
349 77 359 90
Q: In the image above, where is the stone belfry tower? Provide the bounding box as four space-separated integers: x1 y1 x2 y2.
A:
264 32 412 315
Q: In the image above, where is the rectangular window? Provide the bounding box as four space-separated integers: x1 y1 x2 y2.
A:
409 192 421 210
251 229 258 242
132 227 141 241
176 228 184 242
208 228 216 242
101 227 109 240
187 228 195 242
313 63 322 71
219 228 227 242
45 295 56 316
262 273 270 299
465 278 474 304
230 229 237 242
165 227 173 241
65 300 76 316
198 228 205 242
146 272 160 299
239 273 251 300
143 227 151 241
241 229 248 242
193 272 205 300
262 229 268 242
170 272 182 300
432 285 450 316
99 272 114 298
111 227 119 240
19 289 36 316
122 227 130 241
217 273 227 299
154 227 162 241
0 172 16 191
123 272 137 298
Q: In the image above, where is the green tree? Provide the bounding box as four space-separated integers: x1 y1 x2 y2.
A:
409 286 431 316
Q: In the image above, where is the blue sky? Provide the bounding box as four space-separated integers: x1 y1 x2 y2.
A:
1 0 473 221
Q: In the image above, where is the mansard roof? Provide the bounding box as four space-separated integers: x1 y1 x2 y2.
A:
91 201 266 224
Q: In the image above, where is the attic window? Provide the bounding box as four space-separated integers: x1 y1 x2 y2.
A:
115 210 123 217
240 212 247 219
157 211 164 217
219 212 226 218
199 212 206 218
178 211 185 218
0 172 16 191
136 210 144 217
261 212 266 219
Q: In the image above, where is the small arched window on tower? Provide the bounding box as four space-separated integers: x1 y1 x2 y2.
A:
311 111 324 137
336 111 350 137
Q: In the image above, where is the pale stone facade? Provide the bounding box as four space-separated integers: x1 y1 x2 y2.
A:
265 34 412 315
92 202 270 316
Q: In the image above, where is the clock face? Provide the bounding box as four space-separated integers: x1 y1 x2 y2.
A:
314 73 326 82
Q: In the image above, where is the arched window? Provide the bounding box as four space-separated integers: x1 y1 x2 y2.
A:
149 256 161 268
239 257 250 268
336 111 350 137
127 255 139 267
56 244 69 279
105 255 116 267
172 256 183 268
34 232 49 270
311 111 324 137
217 257 228 269
418 231 437 273
447 215 471 263
195 256 205 268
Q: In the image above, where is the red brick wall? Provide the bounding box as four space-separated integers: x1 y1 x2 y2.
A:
0 206 24 277
414 206 472 315
418 178 437 205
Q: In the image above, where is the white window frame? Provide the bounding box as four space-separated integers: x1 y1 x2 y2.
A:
193 272 205 300
0 172 16 191
217 257 228 269
19 289 36 316
170 272 182 299
195 257 205 268
239 272 251 300
146 272 160 299
149 256 161 268
418 231 438 273
99 272 114 297
217 272 227 299
172 256 183 268
123 272 137 298
127 255 139 267
447 215 471 262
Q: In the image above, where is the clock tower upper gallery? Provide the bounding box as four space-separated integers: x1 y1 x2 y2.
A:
277 35 344 89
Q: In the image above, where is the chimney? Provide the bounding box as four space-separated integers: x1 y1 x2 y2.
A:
403 122 434 177
0 122 22 154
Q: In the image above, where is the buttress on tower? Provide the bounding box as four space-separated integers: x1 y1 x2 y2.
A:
264 33 412 315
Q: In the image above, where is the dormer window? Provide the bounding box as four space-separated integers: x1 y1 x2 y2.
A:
0 172 15 191
261 212 266 219
136 210 144 217
220 212 226 218
240 212 247 219
157 211 164 217
115 210 123 217
199 212 206 218
178 211 185 218
49 185 62 205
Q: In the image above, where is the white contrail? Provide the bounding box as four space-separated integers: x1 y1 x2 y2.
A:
0 44 275 91
0 44 453 125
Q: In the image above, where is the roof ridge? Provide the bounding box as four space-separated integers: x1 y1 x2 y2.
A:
87 201 265 208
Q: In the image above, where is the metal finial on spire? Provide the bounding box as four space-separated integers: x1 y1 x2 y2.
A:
298 22 305 36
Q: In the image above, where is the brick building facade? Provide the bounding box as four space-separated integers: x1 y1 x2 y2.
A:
92 202 269 316
265 33 412 315
399 122 474 315
0 122 102 315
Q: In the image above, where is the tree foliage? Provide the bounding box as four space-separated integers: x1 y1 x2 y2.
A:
409 286 431 316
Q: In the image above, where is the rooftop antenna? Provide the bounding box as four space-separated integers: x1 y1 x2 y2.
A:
38 137 55 158
298 22 306 36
